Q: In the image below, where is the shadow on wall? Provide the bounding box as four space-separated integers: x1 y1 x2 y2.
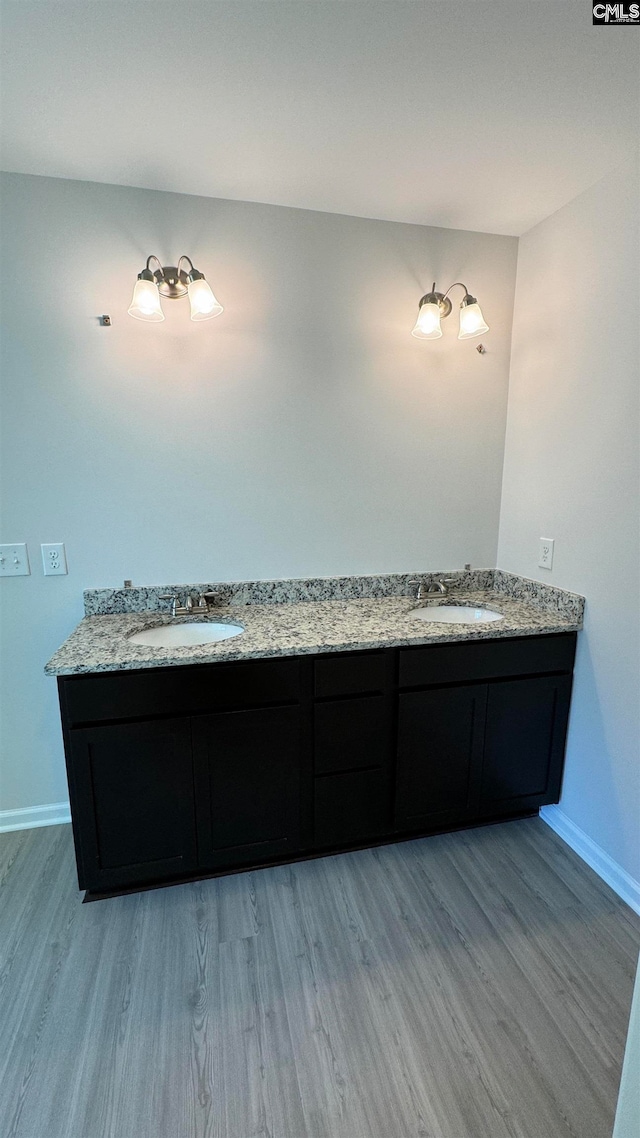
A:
562 626 635 872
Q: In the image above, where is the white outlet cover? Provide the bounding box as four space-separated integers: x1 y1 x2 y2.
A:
41 542 68 576
0 543 31 576
538 537 554 570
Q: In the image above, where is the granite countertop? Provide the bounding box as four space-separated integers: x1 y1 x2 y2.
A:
45 584 583 677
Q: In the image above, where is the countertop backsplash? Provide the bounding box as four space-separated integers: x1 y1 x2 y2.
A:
83 569 584 622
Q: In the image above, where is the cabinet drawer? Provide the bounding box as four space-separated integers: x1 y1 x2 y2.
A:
315 695 388 775
314 652 387 697
398 634 576 688
314 768 390 847
61 657 300 725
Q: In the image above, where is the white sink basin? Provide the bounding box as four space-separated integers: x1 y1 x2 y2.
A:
127 621 244 648
409 605 504 624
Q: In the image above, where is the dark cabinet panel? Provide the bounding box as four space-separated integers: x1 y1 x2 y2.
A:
58 634 577 898
395 685 487 830
314 695 388 775
314 652 387 698
480 675 572 813
193 705 303 869
314 768 391 847
399 634 576 689
62 657 300 725
69 718 197 891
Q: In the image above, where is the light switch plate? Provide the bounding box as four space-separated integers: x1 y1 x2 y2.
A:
41 542 68 575
0 543 31 576
538 537 554 570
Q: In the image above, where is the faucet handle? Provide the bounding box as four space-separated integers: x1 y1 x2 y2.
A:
159 594 177 616
202 591 222 609
407 579 429 600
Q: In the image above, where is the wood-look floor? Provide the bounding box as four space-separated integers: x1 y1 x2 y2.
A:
1 818 638 1138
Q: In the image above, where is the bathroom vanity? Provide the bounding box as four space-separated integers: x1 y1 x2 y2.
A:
47 572 582 900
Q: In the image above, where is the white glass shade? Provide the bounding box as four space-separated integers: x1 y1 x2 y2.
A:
128 278 164 321
411 302 442 339
188 277 223 321
458 301 489 339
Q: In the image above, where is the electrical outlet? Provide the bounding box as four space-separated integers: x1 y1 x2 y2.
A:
538 538 554 570
41 542 68 576
0 543 31 576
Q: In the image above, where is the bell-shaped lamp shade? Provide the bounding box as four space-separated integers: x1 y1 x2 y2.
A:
128 278 164 322
411 301 442 339
187 277 224 321
458 299 489 339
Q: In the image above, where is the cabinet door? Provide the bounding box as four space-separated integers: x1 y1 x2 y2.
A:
479 674 572 814
395 685 486 831
69 718 196 892
193 705 302 870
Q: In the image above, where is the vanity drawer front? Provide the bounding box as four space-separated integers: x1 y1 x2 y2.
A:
314 695 388 775
61 657 300 725
314 768 390 847
398 633 576 688
314 652 387 697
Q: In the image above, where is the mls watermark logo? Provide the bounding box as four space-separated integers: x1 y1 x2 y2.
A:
593 2 640 23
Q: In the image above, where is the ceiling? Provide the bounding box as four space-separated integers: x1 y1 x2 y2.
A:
1 1 637 236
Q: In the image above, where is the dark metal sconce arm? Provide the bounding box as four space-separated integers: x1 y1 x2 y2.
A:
416 280 477 321
135 254 210 302
177 254 205 283
176 255 193 277
137 255 164 283
441 281 471 302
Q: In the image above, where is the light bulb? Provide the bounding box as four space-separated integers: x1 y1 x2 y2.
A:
411 301 442 339
128 278 164 321
458 299 489 339
188 277 223 321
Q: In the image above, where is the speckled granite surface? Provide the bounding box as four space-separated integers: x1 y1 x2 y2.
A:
46 576 584 676
83 569 584 619
83 570 495 615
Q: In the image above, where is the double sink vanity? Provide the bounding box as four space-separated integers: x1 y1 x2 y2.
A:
46 569 584 900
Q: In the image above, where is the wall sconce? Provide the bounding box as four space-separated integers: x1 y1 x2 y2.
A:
128 256 223 322
411 282 489 341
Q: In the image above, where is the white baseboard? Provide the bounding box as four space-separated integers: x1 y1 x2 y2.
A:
0 801 71 834
541 805 640 917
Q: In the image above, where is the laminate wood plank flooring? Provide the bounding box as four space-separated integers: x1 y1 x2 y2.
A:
1 818 638 1138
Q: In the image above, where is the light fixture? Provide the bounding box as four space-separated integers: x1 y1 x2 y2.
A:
412 281 489 341
128 255 223 322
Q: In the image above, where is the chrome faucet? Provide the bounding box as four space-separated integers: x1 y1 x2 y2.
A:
408 577 458 602
159 592 221 617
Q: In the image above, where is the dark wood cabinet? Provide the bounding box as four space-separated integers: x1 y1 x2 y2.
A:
314 695 388 775
68 718 197 892
58 632 576 898
479 674 572 814
396 684 486 830
314 768 391 846
395 669 574 835
312 652 394 847
313 696 393 846
193 705 302 869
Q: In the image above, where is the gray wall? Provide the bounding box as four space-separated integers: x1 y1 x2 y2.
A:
0 172 517 816
498 156 640 888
